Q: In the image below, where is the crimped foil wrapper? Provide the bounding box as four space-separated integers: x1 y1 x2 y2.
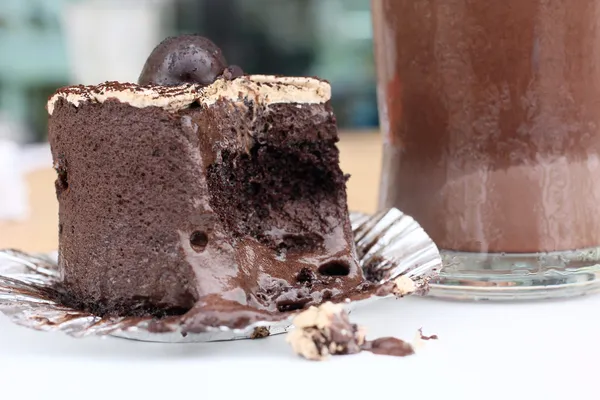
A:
0 208 441 342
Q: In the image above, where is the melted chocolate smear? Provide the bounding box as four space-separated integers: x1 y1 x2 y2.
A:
363 337 415 357
138 35 228 86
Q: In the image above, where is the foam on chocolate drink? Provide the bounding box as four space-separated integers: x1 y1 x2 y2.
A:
47 35 383 324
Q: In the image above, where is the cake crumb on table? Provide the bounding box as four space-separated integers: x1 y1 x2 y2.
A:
286 301 438 361
250 326 270 339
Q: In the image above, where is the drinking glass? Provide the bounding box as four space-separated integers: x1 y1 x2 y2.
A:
371 0 600 299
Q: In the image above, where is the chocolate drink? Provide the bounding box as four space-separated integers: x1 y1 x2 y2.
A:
372 0 600 254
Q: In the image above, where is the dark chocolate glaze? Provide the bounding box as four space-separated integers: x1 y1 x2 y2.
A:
48 86 375 324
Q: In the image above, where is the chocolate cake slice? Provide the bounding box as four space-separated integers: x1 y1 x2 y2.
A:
47 38 369 321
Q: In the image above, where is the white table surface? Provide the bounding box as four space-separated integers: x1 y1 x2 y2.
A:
1 294 597 400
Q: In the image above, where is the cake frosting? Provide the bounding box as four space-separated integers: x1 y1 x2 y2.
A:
47 75 331 115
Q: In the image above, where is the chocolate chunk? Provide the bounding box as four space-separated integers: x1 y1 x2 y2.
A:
364 337 415 357
250 326 270 339
138 35 228 86
296 267 316 284
220 65 244 80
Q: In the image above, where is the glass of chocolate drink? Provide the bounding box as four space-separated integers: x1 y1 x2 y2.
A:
371 0 600 299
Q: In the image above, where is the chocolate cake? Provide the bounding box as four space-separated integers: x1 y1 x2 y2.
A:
47 36 370 322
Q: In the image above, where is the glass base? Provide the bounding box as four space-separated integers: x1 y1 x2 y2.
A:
428 247 600 300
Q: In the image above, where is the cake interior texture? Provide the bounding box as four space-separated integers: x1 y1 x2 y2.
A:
47 76 375 325
203 101 348 255
207 140 346 252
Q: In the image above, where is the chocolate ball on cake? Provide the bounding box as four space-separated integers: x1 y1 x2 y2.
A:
138 35 228 86
47 35 369 322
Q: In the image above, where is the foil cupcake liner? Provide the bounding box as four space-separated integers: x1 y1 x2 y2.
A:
0 208 441 343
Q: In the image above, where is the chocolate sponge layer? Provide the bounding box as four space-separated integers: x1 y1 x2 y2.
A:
49 100 206 315
49 94 365 318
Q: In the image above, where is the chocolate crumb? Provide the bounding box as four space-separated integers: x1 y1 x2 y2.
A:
250 326 270 339
362 255 387 282
286 302 365 361
418 328 438 340
221 65 244 80
287 302 435 361
296 267 315 284
392 275 416 297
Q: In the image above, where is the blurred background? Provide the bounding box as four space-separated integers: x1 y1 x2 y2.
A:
0 0 379 144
